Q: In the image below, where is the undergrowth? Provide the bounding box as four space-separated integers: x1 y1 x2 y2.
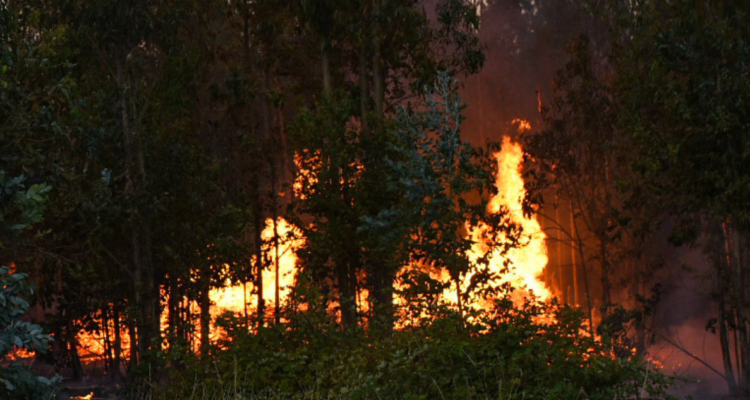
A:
154 298 674 400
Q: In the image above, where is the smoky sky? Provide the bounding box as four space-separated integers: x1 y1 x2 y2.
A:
461 0 602 144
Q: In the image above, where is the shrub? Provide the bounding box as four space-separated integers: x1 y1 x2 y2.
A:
159 298 673 400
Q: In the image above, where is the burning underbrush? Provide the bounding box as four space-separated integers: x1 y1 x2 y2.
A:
159 298 673 400
53 122 675 400
72 132 555 359
150 129 672 399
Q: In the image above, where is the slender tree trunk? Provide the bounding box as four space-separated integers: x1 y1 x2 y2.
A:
721 221 740 393
252 187 265 326
571 203 579 306
117 57 159 367
199 275 211 356
168 275 180 347
112 304 123 381
273 215 281 325
731 226 749 389
337 259 357 330
371 0 383 117
267 72 282 326
555 197 565 303
66 320 84 379
127 312 138 369
102 306 112 375
720 293 739 393
321 40 331 96
600 237 610 318
635 251 646 357
570 200 593 336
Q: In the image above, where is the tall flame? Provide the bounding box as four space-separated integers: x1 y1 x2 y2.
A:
485 134 550 301
444 132 550 311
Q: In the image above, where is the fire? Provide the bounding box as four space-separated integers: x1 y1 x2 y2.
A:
293 150 320 200
210 217 302 316
443 131 550 311
486 134 550 301
512 118 532 132
72 120 551 363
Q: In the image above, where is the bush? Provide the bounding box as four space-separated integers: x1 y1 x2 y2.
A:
0 265 58 400
0 173 58 400
159 298 673 400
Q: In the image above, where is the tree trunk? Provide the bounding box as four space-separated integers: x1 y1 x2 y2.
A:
600 237 610 318
337 259 357 330
720 294 739 393
721 221 740 393
252 185 265 326
112 304 123 381
102 306 112 375
321 40 331 96
273 215 281 325
66 320 84 380
635 252 646 357
127 315 138 368
571 201 594 336
199 276 211 356
168 275 180 347
117 57 159 367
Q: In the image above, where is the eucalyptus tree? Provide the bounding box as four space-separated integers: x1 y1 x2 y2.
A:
363 74 520 324
289 0 485 333
612 0 750 393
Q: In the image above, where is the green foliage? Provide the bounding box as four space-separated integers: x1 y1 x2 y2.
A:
0 173 57 399
160 299 673 400
364 73 519 320
614 0 750 226
0 266 58 400
0 173 50 247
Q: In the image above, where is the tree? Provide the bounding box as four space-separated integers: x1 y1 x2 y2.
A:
612 0 750 393
290 0 485 333
364 73 520 324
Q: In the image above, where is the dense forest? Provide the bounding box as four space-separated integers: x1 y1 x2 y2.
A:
2 0 750 399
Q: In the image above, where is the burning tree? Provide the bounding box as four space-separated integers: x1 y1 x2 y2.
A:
288 0 485 333
369 73 523 323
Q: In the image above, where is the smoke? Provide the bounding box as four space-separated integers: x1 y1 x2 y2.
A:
459 1 733 398
645 225 730 399
461 0 599 145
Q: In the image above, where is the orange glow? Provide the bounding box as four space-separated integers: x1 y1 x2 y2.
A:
438 133 550 312
211 217 302 318
73 310 132 362
512 118 531 132
72 120 551 357
294 150 320 200
487 135 550 301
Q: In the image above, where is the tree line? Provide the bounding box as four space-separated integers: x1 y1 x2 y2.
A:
2 0 750 398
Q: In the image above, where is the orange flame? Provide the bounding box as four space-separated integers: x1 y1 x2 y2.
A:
73 120 551 359
442 131 550 311
486 134 550 301
210 217 302 317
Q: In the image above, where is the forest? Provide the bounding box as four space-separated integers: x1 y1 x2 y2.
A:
1 0 750 399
